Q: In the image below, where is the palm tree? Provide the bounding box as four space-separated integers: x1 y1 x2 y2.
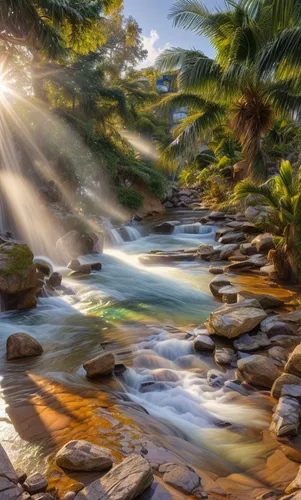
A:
156 0 301 181
235 160 301 282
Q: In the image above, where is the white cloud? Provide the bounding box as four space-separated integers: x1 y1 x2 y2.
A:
138 29 170 68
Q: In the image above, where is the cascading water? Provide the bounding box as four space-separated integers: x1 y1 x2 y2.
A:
173 223 215 236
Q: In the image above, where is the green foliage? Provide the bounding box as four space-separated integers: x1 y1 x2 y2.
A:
117 161 167 200
235 160 301 281
117 187 144 210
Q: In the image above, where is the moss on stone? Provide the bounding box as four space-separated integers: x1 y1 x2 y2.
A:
0 243 33 276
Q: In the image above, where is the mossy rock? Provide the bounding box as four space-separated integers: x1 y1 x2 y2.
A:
0 243 33 277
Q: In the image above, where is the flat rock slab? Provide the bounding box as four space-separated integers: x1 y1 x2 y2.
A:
75 454 153 500
207 303 267 339
159 463 200 494
56 440 113 471
6 333 43 360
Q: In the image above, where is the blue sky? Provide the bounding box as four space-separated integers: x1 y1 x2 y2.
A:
123 0 223 67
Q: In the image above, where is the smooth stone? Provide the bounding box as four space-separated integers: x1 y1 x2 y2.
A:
219 244 239 260
270 396 300 437
285 345 301 377
6 333 43 360
67 259 81 271
240 242 258 256
207 369 226 387
234 331 270 352
68 264 91 277
83 353 115 378
161 463 200 494
252 233 275 252
214 348 235 365
218 232 245 244
47 272 62 288
271 373 301 399
207 302 267 339
268 347 288 367
91 262 102 271
194 335 215 352
56 440 113 471
152 222 174 234
197 244 217 260
237 355 279 388
209 275 231 298
208 211 226 220
209 266 224 275
74 454 153 500
219 285 240 304
23 473 48 495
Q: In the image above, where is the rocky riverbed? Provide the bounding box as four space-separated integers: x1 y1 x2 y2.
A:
2 209 301 500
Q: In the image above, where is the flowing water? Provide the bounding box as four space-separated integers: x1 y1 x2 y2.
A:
0 210 289 499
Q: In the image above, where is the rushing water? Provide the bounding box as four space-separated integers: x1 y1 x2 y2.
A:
0 211 283 497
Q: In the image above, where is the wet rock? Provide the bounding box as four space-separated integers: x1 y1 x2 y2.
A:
207 369 226 387
208 211 226 220
237 355 279 388
218 232 245 244
214 347 235 365
56 440 113 471
197 244 217 260
47 272 62 288
23 473 48 495
268 347 288 367
271 373 301 399
34 259 52 277
219 244 239 260
63 493 76 500
209 275 231 298
56 229 102 261
0 443 24 500
237 291 284 309
285 345 301 377
270 396 300 437
252 233 275 252
194 335 215 352
219 286 239 304
240 242 257 256
83 353 115 378
74 454 153 500
67 259 81 271
91 262 102 271
152 222 175 234
160 463 200 494
234 331 270 351
209 266 224 275
152 369 180 382
207 301 267 339
260 316 294 337
114 363 127 376
68 264 91 277
6 333 43 360
0 238 43 311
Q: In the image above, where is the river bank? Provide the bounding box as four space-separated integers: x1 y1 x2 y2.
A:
1 209 301 500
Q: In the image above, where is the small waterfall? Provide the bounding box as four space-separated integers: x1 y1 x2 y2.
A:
119 225 141 242
110 228 124 245
173 223 215 235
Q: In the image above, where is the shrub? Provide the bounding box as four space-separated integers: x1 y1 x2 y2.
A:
117 187 144 210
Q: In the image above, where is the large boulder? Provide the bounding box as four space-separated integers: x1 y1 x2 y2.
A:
6 333 43 360
206 300 267 339
245 205 273 225
285 345 301 377
0 237 43 311
56 440 113 471
237 355 279 388
83 353 115 378
56 230 103 262
75 454 153 500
